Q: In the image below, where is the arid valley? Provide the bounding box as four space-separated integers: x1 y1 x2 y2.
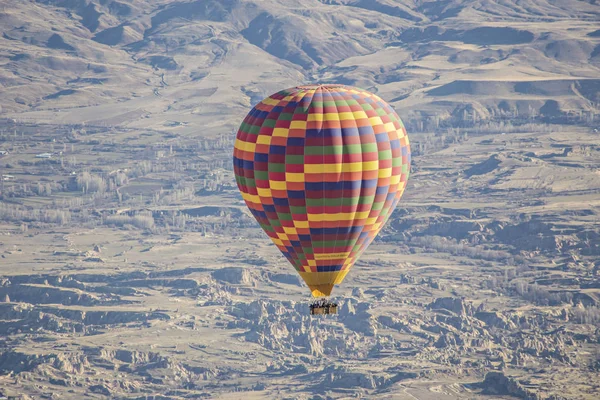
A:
0 1 599 399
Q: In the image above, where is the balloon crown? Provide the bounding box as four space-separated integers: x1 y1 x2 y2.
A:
297 84 346 90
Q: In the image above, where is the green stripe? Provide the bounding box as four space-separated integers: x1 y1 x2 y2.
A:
371 202 384 211
268 163 285 173
286 155 304 164
343 144 362 154
359 195 374 204
239 122 250 132
361 143 378 152
260 223 274 232
379 150 392 159
255 171 269 180
290 206 307 214
306 198 325 207
305 146 343 155
277 213 293 221
278 113 294 121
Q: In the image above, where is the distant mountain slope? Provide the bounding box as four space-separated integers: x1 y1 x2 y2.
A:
0 0 598 134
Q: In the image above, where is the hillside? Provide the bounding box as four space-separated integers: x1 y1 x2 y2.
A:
1 0 598 135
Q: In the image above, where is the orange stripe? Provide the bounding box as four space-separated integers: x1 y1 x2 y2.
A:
287 181 305 190
271 136 287 146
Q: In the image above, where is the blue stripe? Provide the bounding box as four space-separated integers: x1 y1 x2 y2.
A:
287 137 305 146
273 197 289 206
358 126 374 135
242 160 253 170
375 133 388 143
269 145 286 155
375 185 389 195
288 190 306 199
310 226 362 235
341 127 359 136
254 153 269 162
317 265 344 272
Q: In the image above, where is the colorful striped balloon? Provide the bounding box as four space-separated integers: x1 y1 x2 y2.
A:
233 84 410 297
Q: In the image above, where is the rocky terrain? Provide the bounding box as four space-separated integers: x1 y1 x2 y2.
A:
0 0 599 399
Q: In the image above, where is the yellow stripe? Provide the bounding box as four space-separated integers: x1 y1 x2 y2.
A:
257 187 272 197
273 128 289 137
262 97 280 106
242 192 261 204
303 162 378 174
286 172 305 182
362 160 379 171
384 122 396 132
307 211 369 222
303 265 312 272
304 164 343 174
390 175 401 185
307 259 316 267
283 226 297 235
365 217 378 225
257 135 271 145
277 233 289 241
234 140 256 153
353 111 368 119
343 162 364 173
294 220 309 229
323 113 340 121
270 180 286 190
308 113 323 122
369 116 383 126
338 112 355 121
298 270 350 285
271 238 283 246
290 121 307 129
314 252 350 260
378 168 392 178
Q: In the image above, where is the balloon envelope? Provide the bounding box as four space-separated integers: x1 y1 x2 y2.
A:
233 84 410 297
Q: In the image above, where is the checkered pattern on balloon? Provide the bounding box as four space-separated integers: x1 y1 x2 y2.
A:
233 85 410 297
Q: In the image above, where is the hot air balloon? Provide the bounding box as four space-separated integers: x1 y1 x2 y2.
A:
233 84 410 311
